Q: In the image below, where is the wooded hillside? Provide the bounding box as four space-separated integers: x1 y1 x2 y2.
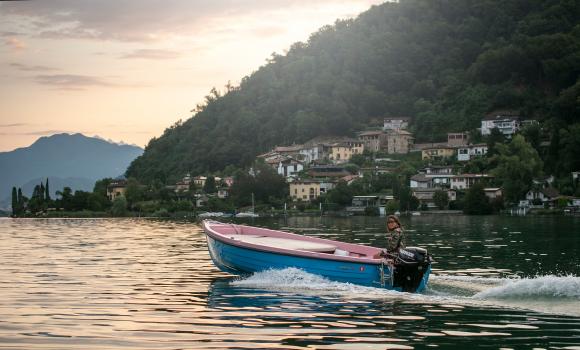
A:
127 0 580 184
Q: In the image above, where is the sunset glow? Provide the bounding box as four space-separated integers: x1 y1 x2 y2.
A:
0 0 383 151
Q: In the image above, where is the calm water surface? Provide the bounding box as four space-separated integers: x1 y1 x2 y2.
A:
0 216 579 349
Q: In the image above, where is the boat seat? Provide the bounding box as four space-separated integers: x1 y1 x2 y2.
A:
226 235 337 253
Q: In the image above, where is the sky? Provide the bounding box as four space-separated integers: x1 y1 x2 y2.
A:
0 0 383 152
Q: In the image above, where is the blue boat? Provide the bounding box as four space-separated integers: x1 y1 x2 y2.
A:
203 220 431 293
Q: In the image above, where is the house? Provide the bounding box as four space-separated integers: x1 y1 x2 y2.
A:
319 180 337 195
484 188 502 200
359 166 394 176
384 130 414 154
424 165 454 176
196 195 209 207
222 177 234 187
265 156 303 178
525 187 560 204
217 188 229 199
299 143 328 164
274 145 303 159
411 142 448 152
347 195 394 214
458 144 488 162
308 165 350 178
447 132 469 146
481 111 521 136
358 130 387 152
289 180 321 201
107 180 127 201
423 165 455 187
450 174 493 190
193 176 207 188
174 173 192 193
383 117 411 131
340 174 360 185
256 150 281 162
411 188 457 208
421 145 456 160
410 174 431 189
328 139 364 163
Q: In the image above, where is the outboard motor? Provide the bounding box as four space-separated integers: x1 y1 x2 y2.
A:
392 247 431 292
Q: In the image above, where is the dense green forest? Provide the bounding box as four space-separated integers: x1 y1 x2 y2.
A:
127 0 580 184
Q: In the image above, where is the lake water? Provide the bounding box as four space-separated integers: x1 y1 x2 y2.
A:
0 216 579 349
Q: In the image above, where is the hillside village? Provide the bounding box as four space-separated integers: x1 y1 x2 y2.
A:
101 111 579 216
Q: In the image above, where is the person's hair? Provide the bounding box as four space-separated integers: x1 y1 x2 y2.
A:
386 215 402 231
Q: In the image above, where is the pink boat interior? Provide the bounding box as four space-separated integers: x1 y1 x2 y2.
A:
204 221 383 263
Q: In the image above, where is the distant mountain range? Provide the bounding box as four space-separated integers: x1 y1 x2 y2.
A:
0 133 143 210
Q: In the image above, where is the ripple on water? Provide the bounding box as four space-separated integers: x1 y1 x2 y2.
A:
0 217 579 349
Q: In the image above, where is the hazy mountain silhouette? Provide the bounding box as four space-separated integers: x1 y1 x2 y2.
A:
0 133 143 208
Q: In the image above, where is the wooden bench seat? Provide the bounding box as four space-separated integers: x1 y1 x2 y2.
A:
226 234 337 253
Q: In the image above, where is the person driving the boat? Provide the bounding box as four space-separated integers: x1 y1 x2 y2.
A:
384 215 405 254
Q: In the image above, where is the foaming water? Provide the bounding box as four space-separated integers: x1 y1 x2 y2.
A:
1 217 580 349
232 268 580 316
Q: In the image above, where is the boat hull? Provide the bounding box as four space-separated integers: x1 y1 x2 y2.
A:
205 228 430 292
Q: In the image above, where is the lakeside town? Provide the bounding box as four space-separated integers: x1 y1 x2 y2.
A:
10 111 580 218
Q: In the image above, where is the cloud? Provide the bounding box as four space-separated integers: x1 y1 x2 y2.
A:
0 0 381 43
4 37 26 50
34 74 114 90
0 31 23 37
0 123 27 128
10 62 57 72
121 49 181 60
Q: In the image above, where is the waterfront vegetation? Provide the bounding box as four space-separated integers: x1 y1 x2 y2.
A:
10 133 577 218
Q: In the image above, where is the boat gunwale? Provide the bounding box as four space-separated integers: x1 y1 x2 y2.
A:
203 220 383 265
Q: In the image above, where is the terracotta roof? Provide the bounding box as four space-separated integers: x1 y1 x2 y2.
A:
358 130 384 136
275 145 303 152
411 174 430 182
541 187 560 198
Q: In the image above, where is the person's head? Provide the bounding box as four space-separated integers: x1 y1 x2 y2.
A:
386 215 401 231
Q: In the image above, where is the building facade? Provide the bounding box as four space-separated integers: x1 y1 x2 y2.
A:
421 146 456 160
385 130 413 154
358 131 387 153
383 117 410 131
457 144 488 162
481 111 521 136
289 180 321 201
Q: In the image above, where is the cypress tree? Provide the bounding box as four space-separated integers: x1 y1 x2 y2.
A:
45 178 51 201
11 187 17 216
40 182 45 202
17 188 23 213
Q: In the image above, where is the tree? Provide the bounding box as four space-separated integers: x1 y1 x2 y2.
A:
124 178 144 209
203 176 217 194
11 187 17 216
110 196 127 216
433 190 449 210
486 127 506 158
45 178 51 201
325 181 354 207
56 187 73 211
463 183 492 215
17 188 24 212
93 178 113 197
491 134 543 203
